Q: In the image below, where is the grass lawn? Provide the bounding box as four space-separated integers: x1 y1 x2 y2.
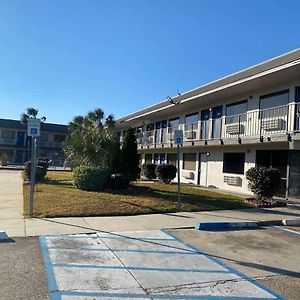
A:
23 171 252 218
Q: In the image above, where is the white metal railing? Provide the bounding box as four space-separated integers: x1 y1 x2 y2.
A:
135 103 300 146
38 141 65 148
0 138 17 145
295 102 300 132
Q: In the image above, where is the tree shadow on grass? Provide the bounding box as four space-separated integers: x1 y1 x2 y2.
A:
42 178 73 187
105 185 251 212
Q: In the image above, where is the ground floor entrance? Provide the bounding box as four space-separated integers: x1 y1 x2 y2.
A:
288 150 300 199
140 146 300 199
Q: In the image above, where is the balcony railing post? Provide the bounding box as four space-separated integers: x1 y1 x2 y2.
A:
238 114 241 140
288 102 296 133
208 118 213 140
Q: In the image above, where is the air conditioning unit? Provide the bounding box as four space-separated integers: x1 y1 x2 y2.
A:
185 130 196 140
135 132 143 139
225 123 244 135
3 139 14 144
182 171 194 179
224 176 242 186
261 118 284 131
146 136 154 144
144 131 153 138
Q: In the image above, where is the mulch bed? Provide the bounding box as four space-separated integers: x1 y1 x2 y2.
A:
245 198 287 208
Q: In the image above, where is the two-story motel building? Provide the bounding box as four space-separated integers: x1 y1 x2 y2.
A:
116 49 300 200
0 118 68 166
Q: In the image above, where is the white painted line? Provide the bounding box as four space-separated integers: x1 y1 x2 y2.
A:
282 219 300 226
272 226 300 236
41 230 283 299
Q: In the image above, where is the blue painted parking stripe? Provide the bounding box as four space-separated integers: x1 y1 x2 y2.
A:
60 290 276 299
47 247 198 255
52 263 229 273
161 230 285 300
39 236 60 300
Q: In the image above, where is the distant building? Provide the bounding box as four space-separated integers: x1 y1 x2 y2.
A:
0 118 69 166
116 48 300 200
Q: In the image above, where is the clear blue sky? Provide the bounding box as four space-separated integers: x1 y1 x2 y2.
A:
0 0 299 124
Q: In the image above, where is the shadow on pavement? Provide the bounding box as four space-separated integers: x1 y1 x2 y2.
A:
36 217 300 279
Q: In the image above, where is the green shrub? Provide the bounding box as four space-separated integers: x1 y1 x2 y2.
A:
142 163 156 180
107 174 130 189
155 164 177 184
119 128 140 181
73 166 110 191
24 157 49 182
246 167 281 200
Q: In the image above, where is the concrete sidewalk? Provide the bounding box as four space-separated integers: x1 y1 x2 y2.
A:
2 204 299 238
0 169 299 238
0 170 25 237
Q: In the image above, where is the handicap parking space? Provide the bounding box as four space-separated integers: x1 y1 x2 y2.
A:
40 230 283 299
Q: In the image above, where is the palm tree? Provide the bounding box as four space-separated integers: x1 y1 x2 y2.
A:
65 108 119 169
20 107 46 124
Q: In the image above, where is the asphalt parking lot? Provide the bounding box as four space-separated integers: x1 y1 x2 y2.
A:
40 229 291 299
1 225 299 299
169 226 300 300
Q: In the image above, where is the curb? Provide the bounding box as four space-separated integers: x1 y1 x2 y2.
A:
0 231 9 241
195 219 300 231
195 221 258 231
282 219 300 226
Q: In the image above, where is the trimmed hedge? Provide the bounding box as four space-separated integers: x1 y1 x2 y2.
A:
73 166 110 191
24 157 49 182
246 167 281 200
155 164 177 184
141 163 156 180
107 174 130 189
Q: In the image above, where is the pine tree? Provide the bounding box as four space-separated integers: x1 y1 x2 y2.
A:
120 128 140 181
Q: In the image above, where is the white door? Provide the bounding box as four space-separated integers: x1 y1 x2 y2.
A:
199 153 208 186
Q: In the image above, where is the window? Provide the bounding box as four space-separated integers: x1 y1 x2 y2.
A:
295 87 300 131
183 153 196 170
1 130 15 139
146 123 154 131
260 90 289 110
185 113 198 131
256 150 287 178
226 100 247 117
168 118 179 128
144 154 152 164
295 86 300 103
256 150 288 196
54 135 65 143
226 100 247 124
185 113 198 125
154 153 165 165
40 133 48 142
136 126 143 134
167 153 177 166
223 153 245 174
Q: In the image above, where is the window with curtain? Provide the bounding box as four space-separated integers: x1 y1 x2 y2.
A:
183 153 196 170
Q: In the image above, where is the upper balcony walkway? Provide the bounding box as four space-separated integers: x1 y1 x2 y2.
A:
135 102 300 149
